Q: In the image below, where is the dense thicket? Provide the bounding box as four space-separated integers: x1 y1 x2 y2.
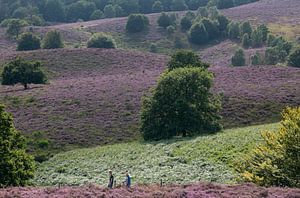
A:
0 0 259 24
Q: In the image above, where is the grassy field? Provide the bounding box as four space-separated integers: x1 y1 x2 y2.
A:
33 123 278 186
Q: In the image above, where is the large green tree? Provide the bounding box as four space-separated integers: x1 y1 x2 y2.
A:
140 67 222 141
0 104 35 187
1 57 47 90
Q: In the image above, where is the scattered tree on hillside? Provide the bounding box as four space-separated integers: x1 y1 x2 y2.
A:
44 0 65 22
157 12 175 29
232 48 246 66
240 21 252 37
242 33 251 48
87 32 117 48
17 32 41 51
201 18 219 40
180 15 193 31
6 19 27 38
236 107 300 187
1 58 47 90
126 14 149 33
42 30 64 49
189 22 209 45
140 67 222 140
287 47 300 67
167 50 209 70
152 1 163 13
251 52 262 65
0 104 35 187
198 7 208 18
217 15 229 34
227 22 240 39
251 29 263 48
257 24 269 42
103 4 116 18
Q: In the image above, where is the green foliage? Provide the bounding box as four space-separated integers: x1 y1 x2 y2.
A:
217 15 229 33
90 10 104 20
251 29 263 48
140 67 222 141
17 32 41 51
240 21 252 37
227 22 240 39
171 0 188 11
150 43 158 53
251 52 262 66
201 18 219 40
189 22 209 45
103 4 116 18
166 25 176 35
287 47 300 67
33 117 277 186
42 30 64 49
198 7 208 17
180 16 192 31
87 33 117 48
167 50 209 70
241 33 251 48
257 24 269 42
173 34 188 49
44 0 65 22
157 12 175 29
236 107 300 187
152 1 163 12
6 19 28 38
264 36 292 65
217 0 234 9
0 104 35 187
1 57 47 90
232 48 246 66
66 1 97 21
126 14 149 33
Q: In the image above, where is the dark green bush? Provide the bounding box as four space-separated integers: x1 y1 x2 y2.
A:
17 32 41 51
87 33 117 48
42 30 64 49
157 12 174 28
126 14 149 33
242 33 251 48
189 22 209 45
287 47 300 67
232 48 246 66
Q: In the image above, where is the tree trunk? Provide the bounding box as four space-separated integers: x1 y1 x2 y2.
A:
24 83 28 90
182 131 187 137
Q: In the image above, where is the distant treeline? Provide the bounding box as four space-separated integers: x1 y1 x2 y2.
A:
0 0 258 24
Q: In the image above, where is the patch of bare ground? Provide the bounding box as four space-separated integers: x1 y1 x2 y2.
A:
0 48 299 150
0 183 299 198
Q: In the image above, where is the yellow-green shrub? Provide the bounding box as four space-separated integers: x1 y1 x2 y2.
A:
236 107 300 187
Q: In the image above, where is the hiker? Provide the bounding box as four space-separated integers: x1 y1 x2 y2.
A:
123 171 131 188
108 170 114 189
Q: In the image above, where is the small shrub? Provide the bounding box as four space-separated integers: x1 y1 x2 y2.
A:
37 139 50 149
42 30 64 49
251 29 263 48
227 22 240 39
126 14 149 33
242 33 251 48
150 43 158 53
157 12 174 29
240 21 252 37
232 48 246 66
251 52 262 66
87 33 117 48
180 16 192 31
236 107 300 187
287 47 300 67
166 25 175 35
17 32 41 51
174 34 188 49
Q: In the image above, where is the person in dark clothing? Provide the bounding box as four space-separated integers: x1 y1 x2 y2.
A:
108 170 114 189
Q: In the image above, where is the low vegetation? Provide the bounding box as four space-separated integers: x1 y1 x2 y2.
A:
33 123 278 186
17 32 41 51
237 107 300 187
87 33 117 49
42 30 64 49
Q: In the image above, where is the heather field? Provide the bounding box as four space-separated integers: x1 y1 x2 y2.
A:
1 183 300 198
33 123 277 186
1 49 299 151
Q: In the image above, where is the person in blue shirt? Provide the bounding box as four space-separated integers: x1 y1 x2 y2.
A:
123 171 131 188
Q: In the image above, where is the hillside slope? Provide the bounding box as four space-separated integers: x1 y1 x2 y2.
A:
1 48 299 150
